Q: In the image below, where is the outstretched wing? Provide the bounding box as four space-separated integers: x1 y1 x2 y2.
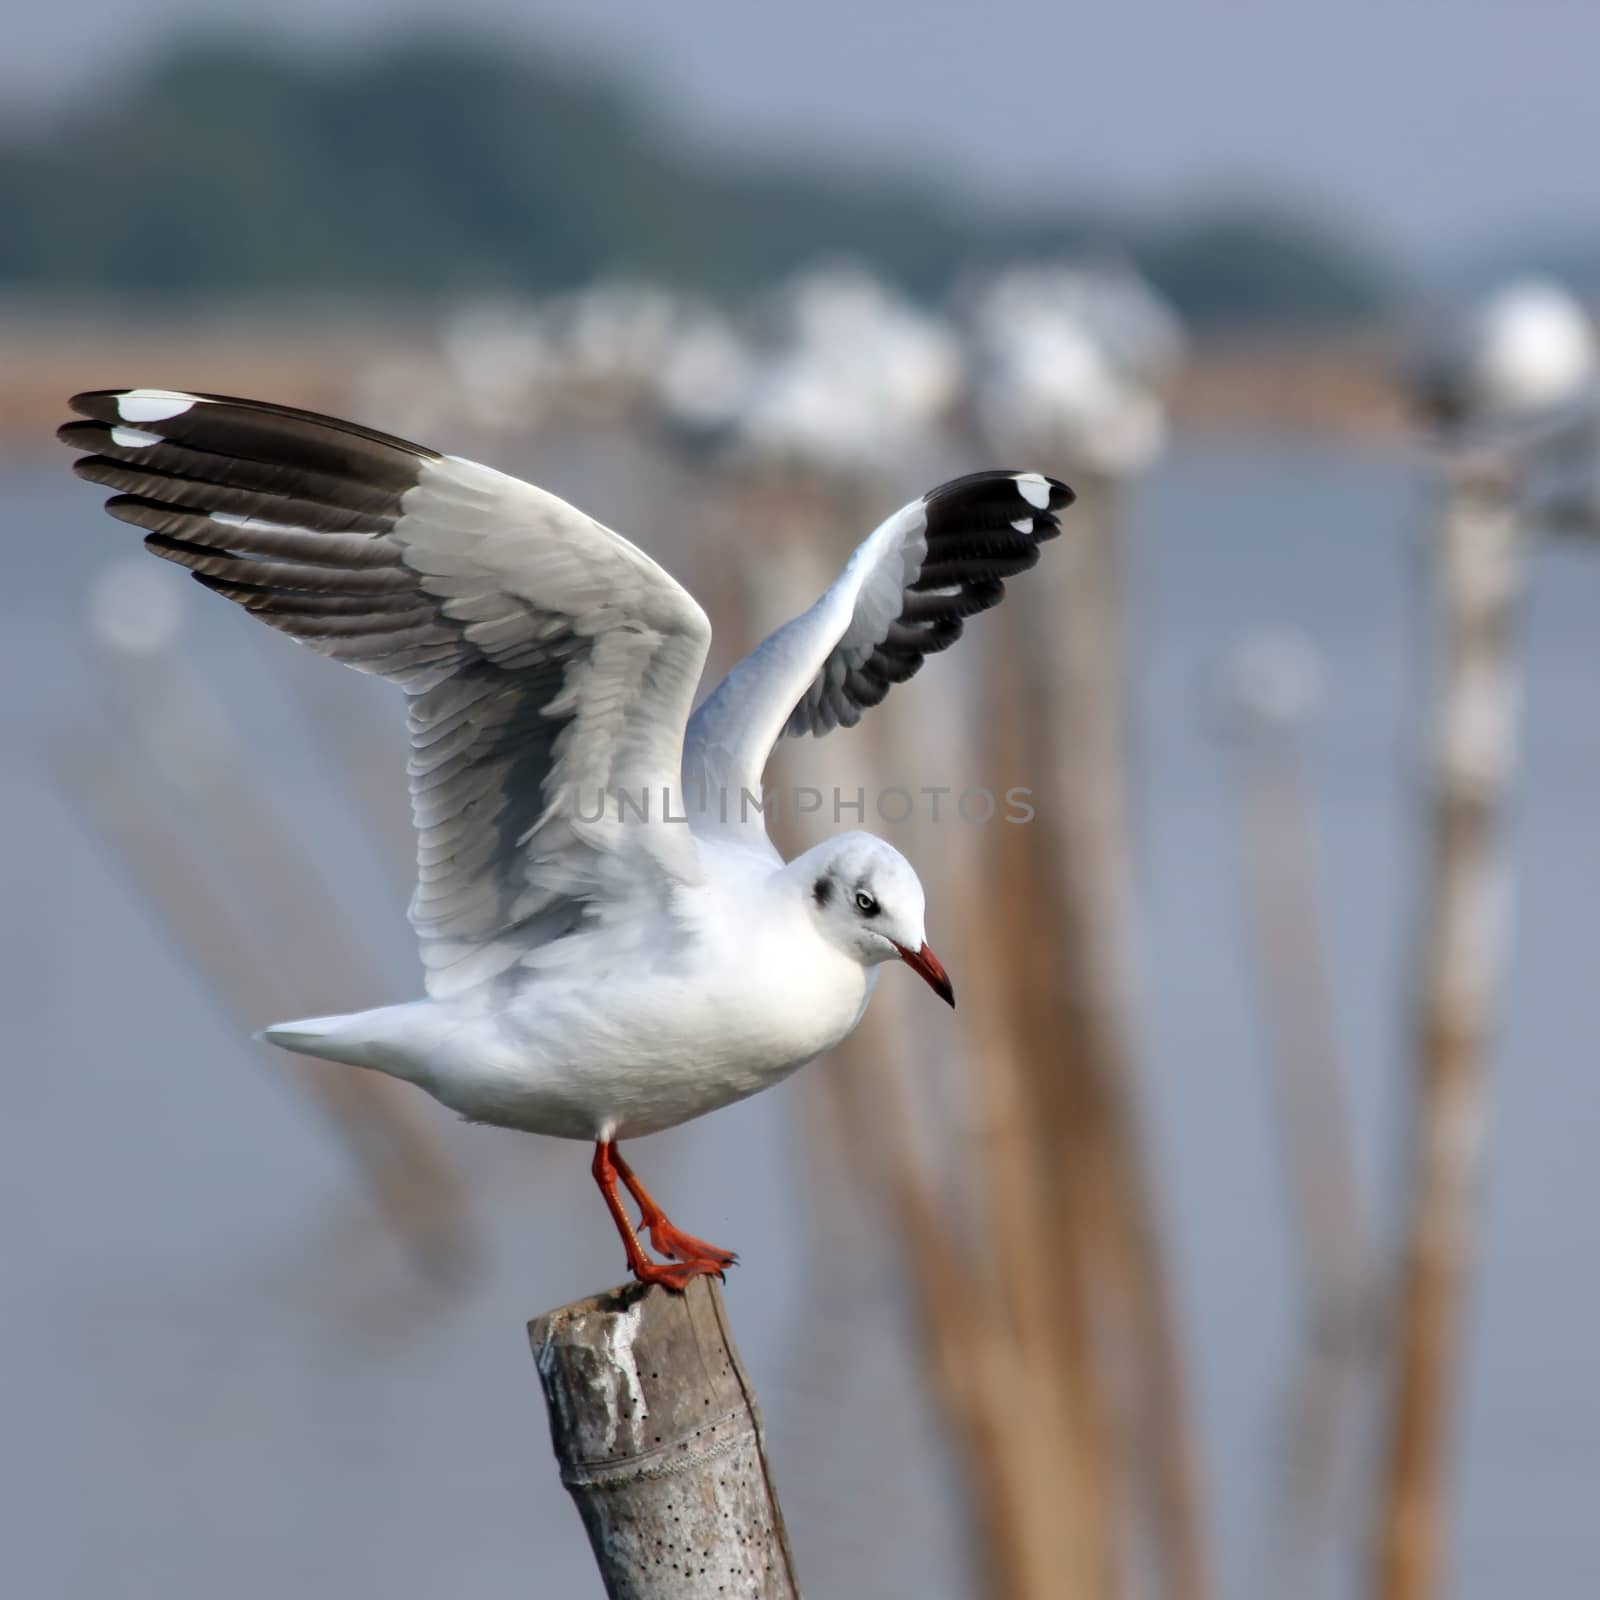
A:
683 471 1072 837
60 389 712 998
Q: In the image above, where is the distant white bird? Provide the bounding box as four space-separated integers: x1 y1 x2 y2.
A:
61 388 1072 1288
734 263 964 474
1413 277 1598 427
968 262 1185 474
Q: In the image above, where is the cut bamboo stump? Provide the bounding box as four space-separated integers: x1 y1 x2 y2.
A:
529 1279 801 1599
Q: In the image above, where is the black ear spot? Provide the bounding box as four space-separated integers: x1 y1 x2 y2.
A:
813 877 833 907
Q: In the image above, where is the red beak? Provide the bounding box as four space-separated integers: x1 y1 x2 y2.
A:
894 941 955 1008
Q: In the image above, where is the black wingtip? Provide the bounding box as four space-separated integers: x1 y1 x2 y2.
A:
922 469 1076 534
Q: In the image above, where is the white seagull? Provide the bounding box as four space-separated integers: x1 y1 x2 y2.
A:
61 389 1073 1288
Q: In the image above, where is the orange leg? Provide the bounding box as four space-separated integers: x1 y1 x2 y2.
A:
590 1141 728 1291
611 1145 739 1271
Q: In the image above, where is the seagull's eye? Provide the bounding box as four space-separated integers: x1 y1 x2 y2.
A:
854 891 879 917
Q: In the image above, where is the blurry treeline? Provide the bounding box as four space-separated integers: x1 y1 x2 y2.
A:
0 31 1395 327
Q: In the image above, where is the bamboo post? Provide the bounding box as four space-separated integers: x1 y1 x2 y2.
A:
530 1278 801 1600
994 470 1212 1600
1372 453 1524 1600
1216 634 1372 1597
57 568 472 1275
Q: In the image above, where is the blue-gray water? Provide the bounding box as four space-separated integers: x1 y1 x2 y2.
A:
4 440 1598 1597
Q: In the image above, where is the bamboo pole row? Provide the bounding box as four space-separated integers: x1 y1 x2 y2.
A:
59 394 1558 1599
728 469 1209 1600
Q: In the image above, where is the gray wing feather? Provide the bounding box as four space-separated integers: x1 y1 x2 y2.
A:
62 390 712 999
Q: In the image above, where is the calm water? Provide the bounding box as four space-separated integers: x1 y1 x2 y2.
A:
3 438 1597 1597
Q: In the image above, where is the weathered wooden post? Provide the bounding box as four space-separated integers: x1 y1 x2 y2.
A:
1371 279 1595 1600
1216 633 1372 1596
1372 452 1525 1600
55 564 473 1276
529 1279 801 1599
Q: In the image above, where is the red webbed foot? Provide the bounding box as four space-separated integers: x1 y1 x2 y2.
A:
644 1218 738 1271
628 1254 726 1291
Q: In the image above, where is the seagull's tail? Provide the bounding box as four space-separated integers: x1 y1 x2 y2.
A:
257 1002 429 1079
258 1012 378 1067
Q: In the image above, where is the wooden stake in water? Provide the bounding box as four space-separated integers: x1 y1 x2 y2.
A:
1217 633 1371 1596
1373 454 1524 1600
530 1278 801 1600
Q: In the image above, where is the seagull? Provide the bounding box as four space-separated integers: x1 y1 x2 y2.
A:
1410 277 1598 430
60 389 1073 1288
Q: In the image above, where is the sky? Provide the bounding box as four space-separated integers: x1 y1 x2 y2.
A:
4 1 1594 272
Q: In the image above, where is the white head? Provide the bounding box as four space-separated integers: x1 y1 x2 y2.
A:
796 831 954 1006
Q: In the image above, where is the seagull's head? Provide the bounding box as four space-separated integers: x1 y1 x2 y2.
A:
802 832 954 1008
